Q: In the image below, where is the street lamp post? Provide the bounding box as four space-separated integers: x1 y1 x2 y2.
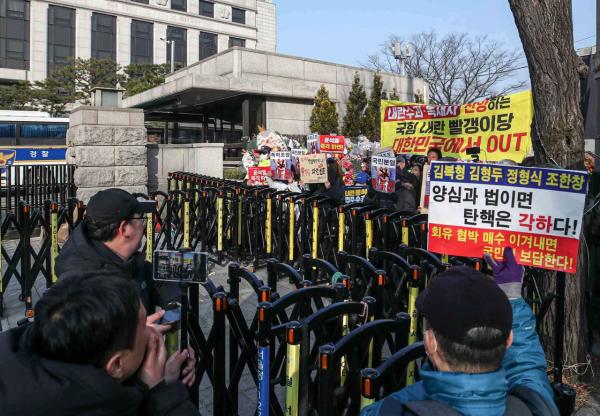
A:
393 42 412 77
160 37 176 73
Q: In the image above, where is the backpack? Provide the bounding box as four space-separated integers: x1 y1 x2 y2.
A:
378 386 559 416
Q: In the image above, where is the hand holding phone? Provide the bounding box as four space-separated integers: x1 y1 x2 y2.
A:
159 302 182 325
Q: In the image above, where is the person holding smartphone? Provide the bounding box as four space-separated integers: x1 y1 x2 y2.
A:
0 274 197 416
56 188 180 332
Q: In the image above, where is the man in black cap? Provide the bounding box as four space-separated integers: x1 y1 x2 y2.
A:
56 188 179 328
361 247 558 415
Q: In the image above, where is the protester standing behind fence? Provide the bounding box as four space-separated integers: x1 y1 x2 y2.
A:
311 157 345 204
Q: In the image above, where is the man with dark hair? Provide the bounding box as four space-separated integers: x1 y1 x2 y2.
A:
0 275 197 415
362 247 558 415
426 147 443 163
56 188 179 327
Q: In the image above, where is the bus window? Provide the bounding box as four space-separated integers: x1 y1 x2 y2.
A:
19 124 68 139
0 124 16 138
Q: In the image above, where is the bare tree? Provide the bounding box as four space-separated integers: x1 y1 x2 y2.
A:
509 0 588 382
364 30 527 104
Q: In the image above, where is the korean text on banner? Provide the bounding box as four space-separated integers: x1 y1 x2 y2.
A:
427 162 588 273
248 166 271 186
380 91 533 162
270 151 292 181
291 148 307 170
319 135 345 154
371 155 396 193
299 153 327 183
344 186 369 204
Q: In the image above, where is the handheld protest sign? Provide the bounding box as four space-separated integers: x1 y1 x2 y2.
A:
307 133 320 154
427 162 588 273
270 151 292 181
381 91 534 162
319 135 345 154
371 155 396 193
291 147 307 172
344 186 368 204
248 166 271 186
299 153 327 184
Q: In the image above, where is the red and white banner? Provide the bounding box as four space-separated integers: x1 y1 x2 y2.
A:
427 162 588 273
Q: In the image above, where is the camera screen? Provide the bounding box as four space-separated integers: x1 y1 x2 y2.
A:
153 250 208 284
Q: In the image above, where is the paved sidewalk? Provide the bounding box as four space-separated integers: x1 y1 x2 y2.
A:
2 247 598 415
0 248 292 415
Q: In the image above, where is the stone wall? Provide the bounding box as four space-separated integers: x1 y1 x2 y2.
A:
147 143 225 191
67 106 148 203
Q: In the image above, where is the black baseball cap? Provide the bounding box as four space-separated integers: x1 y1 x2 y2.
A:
416 266 512 346
86 188 154 226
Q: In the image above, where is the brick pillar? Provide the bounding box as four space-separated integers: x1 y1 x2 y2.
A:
67 106 148 203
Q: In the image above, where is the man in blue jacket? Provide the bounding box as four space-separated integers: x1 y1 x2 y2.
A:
361 247 559 415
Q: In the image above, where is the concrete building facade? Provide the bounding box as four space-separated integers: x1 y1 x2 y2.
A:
2 0 425 167
0 0 276 83
124 47 427 138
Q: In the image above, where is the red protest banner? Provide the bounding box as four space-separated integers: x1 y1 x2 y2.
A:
319 135 345 154
248 166 271 186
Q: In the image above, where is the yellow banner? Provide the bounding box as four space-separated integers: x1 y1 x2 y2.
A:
380 90 533 162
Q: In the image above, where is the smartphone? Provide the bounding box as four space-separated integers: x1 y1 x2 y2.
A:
160 304 182 325
153 249 208 284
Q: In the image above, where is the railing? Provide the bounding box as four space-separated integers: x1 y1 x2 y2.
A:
1 164 76 213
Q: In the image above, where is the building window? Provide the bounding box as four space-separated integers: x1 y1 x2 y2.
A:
171 0 186 12
232 7 245 24
131 20 153 64
199 32 217 60
228 37 245 48
92 13 116 61
48 5 75 75
199 1 213 18
167 26 186 70
0 0 30 70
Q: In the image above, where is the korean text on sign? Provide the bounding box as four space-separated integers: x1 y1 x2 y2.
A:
319 135 345 154
270 151 292 181
344 186 368 204
380 91 533 162
371 155 396 193
247 167 271 186
427 161 588 273
299 153 327 184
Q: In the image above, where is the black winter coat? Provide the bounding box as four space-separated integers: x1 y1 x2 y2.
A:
55 224 179 312
0 324 198 416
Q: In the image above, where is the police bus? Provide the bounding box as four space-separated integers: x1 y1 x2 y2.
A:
0 110 67 165
0 111 70 208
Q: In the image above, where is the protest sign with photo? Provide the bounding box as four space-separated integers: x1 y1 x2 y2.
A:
371 155 396 193
291 147 307 171
270 151 292 181
427 162 588 273
374 147 395 158
380 91 533 162
319 135 345 154
299 153 327 183
344 186 369 204
247 166 271 186
307 134 320 154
